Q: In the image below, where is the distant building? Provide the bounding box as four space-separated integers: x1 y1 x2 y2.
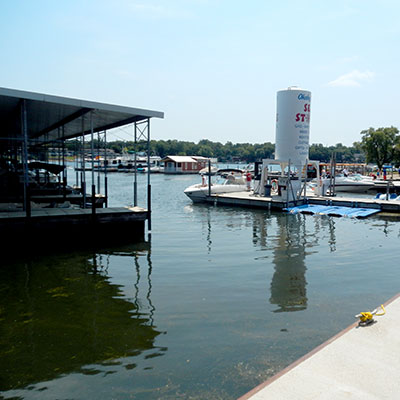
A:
161 156 209 174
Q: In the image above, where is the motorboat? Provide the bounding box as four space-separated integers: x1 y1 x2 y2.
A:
321 174 376 193
138 158 164 173
332 174 375 192
184 169 250 203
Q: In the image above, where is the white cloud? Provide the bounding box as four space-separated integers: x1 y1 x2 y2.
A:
327 70 375 87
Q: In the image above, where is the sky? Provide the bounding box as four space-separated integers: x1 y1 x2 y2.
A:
1 0 399 146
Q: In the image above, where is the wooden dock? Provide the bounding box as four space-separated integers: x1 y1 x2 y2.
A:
0 206 148 252
202 191 400 214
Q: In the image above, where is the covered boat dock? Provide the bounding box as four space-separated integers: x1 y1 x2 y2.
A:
0 87 163 249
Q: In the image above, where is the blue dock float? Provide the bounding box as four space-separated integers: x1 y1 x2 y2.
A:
284 204 380 218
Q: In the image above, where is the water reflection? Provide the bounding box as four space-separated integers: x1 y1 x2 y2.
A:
269 214 308 312
251 211 272 248
184 204 213 254
187 205 311 312
0 243 165 392
327 217 336 252
189 204 313 313
249 211 344 312
133 248 156 325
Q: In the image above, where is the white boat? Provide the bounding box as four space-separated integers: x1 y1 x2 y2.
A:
322 174 375 193
375 193 400 201
184 169 250 203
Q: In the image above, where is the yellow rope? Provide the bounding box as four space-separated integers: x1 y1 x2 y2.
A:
359 312 373 322
374 304 386 316
356 304 386 323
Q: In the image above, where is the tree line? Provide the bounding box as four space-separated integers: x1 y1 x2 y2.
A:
66 126 400 167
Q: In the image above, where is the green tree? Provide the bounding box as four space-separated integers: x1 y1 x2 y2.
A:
309 143 330 162
360 127 399 170
95 138 368 164
351 141 366 163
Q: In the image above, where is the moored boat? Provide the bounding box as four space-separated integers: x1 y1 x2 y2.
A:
321 174 375 193
184 169 250 203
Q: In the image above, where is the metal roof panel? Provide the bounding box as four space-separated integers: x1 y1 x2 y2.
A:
0 87 164 143
161 156 197 163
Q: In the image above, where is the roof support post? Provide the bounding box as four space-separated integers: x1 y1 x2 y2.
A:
133 119 151 233
134 122 137 207
208 159 211 197
57 127 61 186
62 126 66 200
75 135 79 187
90 110 96 216
81 116 86 208
97 131 101 194
21 99 30 217
104 130 108 208
147 118 151 233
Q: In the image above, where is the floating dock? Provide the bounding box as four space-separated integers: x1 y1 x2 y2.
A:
202 191 400 214
285 203 380 218
239 293 400 400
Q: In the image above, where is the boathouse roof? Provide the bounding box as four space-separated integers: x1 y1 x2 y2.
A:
161 156 211 163
161 156 198 163
0 87 164 144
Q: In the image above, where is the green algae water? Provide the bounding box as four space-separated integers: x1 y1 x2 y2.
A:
1 172 400 399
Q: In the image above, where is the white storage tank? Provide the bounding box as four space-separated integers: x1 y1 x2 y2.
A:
275 86 311 167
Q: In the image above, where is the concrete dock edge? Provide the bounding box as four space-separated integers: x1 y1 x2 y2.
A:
238 292 400 400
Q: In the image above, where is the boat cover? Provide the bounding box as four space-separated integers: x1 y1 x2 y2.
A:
284 204 380 218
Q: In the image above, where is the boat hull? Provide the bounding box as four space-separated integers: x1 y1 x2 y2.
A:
184 184 248 202
321 176 375 193
333 183 375 192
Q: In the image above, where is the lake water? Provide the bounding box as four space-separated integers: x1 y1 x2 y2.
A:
1 171 400 399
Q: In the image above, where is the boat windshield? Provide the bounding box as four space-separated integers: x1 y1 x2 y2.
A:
207 174 244 185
